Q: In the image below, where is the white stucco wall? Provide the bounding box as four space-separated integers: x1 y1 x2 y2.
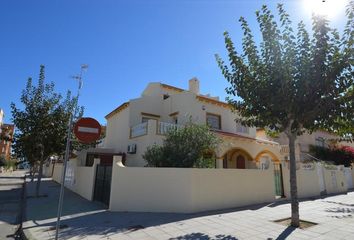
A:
129 96 163 126
281 162 348 199
51 163 63 183
104 106 130 152
282 163 321 199
126 119 164 167
323 166 347 195
109 157 275 213
48 158 99 201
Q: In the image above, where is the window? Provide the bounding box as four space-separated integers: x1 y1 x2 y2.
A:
315 137 325 147
169 112 179 124
206 113 221 130
171 116 178 124
141 112 160 123
142 117 152 123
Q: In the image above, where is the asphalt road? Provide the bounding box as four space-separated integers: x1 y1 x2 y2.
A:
0 171 26 240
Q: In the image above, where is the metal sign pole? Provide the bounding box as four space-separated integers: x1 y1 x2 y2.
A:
55 65 87 240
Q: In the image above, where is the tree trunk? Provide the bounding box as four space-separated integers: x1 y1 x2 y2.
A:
51 160 55 177
36 146 44 197
30 165 35 182
288 134 299 227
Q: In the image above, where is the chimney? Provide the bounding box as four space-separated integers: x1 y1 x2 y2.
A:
189 77 200 95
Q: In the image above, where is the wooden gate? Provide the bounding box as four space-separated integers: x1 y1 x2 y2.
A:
93 164 112 206
274 163 285 197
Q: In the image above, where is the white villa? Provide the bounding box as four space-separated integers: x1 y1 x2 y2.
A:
103 78 282 169
45 78 353 211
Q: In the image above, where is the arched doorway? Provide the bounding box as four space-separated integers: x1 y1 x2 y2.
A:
236 155 245 169
221 148 254 169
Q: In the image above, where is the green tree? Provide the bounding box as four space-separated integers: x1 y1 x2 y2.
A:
216 2 353 227
143 123 221 168
0 154 6 167
309 145 354 167
11 65 83 196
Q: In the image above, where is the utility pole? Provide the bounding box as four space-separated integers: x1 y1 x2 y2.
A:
55 64 88 240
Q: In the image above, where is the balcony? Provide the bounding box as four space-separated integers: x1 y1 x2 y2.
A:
157 122 181 135
130 122 148 138
130 120 180 138
280 145 290 154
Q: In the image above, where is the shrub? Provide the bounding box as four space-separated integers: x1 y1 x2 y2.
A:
309 145 354 167
0 155 6 167
143 123 221 168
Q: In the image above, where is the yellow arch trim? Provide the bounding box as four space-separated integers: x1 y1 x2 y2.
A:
255 150 280 163
222 148 253 161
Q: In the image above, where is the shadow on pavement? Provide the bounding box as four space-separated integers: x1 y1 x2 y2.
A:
275 226 296 240
25 179 103 223
169 233 238 240
23 179 354 240
22 178 303 239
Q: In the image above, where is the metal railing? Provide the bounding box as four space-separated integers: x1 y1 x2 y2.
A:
130 122 148 138
280 145 289 154
157 122 181 135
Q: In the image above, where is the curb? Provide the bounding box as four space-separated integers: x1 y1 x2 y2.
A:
21 227 36 240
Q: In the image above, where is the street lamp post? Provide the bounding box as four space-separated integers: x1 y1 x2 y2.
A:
55 65 88 240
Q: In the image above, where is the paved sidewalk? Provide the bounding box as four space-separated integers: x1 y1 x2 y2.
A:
23 179 354 240
0 170 26 239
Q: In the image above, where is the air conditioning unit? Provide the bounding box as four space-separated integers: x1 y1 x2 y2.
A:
127 144 137 154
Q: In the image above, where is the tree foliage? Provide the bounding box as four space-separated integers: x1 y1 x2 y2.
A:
11 65 83 195
143 123 221 168
309 145 354 167
216 2 353 227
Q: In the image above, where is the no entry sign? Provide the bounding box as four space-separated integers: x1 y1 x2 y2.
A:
74 117 101 143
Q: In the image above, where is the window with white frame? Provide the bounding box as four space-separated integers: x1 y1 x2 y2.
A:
206 113 221 130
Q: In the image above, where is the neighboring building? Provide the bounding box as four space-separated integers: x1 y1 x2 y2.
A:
256 129 354 162
0 109 4 126
0 123 15 160
103 78 282 168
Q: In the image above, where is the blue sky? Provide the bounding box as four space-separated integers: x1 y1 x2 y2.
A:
0 0 349 124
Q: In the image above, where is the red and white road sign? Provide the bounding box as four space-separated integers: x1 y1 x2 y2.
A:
74 117 101 143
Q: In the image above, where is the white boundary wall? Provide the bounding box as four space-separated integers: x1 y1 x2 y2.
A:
282 162 349 199
44 158 99 201
109 156 276 213
282 162 322 199
323 165 347 194
44 156 353 214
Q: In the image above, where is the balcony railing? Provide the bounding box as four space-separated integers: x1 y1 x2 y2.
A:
280 145 289 154
130 122 148 138
157 122 181 135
